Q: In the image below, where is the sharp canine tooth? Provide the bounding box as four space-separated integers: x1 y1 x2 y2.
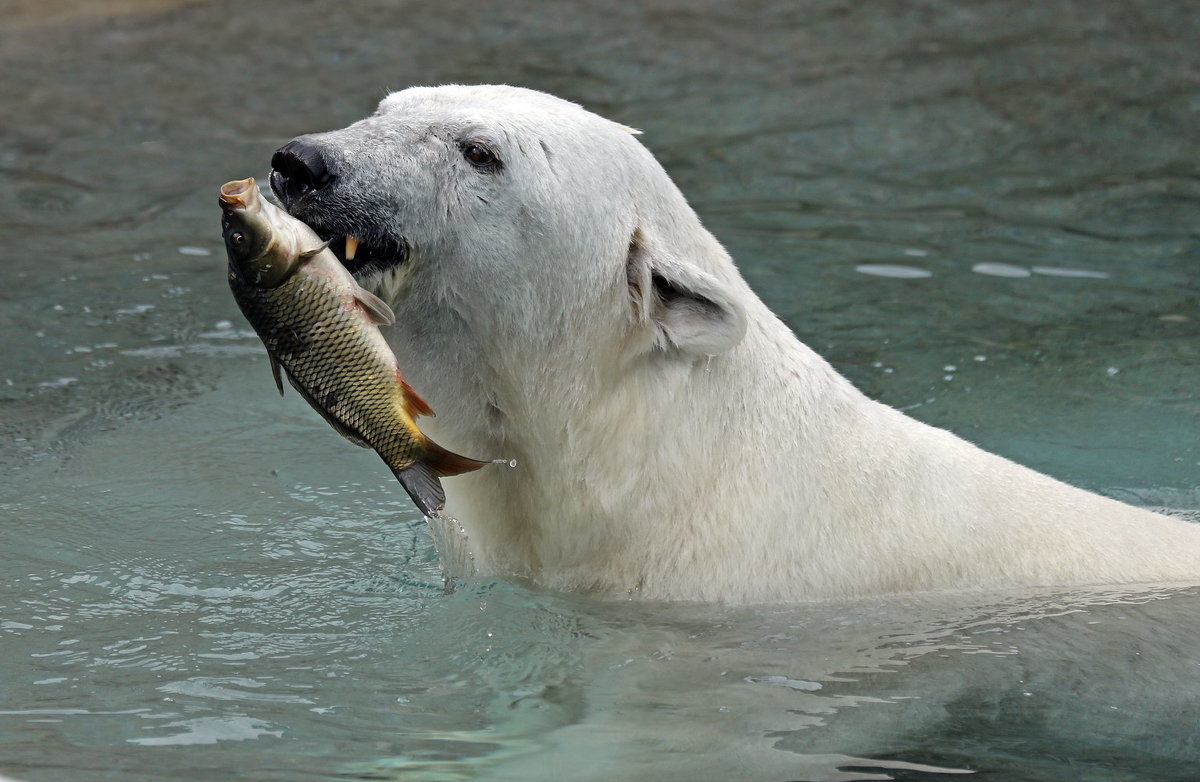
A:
345 235 359 260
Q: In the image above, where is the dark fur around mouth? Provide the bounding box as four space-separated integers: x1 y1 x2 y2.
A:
317 231 409 278
267 168 409 278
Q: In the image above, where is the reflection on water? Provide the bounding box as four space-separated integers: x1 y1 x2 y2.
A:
1 0 1198 780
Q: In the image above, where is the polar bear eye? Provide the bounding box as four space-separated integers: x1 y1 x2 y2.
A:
459 142 501 172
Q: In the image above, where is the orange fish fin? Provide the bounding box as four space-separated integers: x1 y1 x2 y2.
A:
422 438 491 478
353 286 395 326
399 376 436 418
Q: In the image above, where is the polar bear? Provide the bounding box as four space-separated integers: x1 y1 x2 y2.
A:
267 84 1200 603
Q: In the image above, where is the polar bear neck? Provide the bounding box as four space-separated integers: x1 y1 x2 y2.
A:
408 292 1200 602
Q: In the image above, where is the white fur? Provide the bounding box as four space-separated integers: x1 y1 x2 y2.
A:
297 84 1200 603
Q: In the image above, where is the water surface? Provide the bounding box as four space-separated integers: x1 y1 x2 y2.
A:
1 1 1198 780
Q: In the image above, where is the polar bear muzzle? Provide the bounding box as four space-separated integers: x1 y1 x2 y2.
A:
269 138 409 278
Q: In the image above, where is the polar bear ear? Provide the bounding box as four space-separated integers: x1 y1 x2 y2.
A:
626 229 747 357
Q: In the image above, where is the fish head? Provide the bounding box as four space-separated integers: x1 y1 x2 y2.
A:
219 178 299 288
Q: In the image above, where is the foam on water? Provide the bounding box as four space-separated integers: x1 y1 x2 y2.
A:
972 262 1031 278
854 264 933 279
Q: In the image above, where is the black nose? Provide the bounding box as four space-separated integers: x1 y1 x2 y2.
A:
270 138 336 206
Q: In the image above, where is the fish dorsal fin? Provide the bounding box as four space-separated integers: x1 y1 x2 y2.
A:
354 286 395 326
399 375 435 418
269 353 285 396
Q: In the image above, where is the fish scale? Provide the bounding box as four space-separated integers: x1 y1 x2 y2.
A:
232 272 425 470
219 176 492 516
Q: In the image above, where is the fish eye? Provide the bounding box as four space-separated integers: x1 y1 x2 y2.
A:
460 141 501 172
230 231 246 246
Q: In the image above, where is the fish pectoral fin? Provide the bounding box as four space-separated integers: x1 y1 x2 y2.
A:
268 353 285 396
353 287 396 326
298 239 332 261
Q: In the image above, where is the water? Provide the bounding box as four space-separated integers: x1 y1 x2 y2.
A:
2 1 1198 779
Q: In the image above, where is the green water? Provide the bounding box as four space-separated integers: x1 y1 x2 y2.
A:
1 1 1198 780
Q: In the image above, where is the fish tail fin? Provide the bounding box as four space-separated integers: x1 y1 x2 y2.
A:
392 439 492 516
422 438 492 478
393 461 447 518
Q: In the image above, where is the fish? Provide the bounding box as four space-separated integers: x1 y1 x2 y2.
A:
218 176 493 516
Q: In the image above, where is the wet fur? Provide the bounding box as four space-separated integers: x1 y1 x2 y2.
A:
287 85 1200 603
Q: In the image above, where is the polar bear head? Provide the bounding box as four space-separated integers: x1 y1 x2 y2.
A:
270 85 748 376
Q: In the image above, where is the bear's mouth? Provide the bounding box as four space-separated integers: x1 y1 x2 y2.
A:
309 228 409 278
268 141 409 277
266 178 408 277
